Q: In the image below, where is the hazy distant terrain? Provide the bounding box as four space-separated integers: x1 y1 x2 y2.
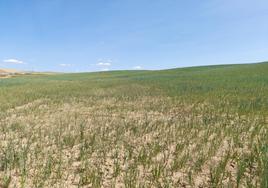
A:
0 62 267 187
0 69 21 78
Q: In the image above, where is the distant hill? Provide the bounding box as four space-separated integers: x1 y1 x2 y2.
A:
0 68 21 73
0 68 22 78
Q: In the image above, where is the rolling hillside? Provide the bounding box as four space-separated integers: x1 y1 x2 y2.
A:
0 68 21 78
0 68 20 73
0 62 267 187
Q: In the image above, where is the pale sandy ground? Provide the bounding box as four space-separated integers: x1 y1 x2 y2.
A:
0 96 265 187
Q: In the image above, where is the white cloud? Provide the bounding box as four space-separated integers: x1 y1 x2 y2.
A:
97 62 111 66
96 58 112 67
59 63 72 67
133 66 142 70
96 58 113 71
3 59 25 64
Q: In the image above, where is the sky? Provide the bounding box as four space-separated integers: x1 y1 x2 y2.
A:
0 0 268 72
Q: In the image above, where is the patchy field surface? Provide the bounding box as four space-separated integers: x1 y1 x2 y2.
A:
0 62 267 187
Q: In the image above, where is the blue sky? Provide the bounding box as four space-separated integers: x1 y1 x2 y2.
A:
0 0 267 72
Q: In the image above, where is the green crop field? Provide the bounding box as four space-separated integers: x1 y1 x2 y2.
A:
0 62 267 187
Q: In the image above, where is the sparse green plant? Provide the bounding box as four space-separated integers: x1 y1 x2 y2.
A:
0 62 267 187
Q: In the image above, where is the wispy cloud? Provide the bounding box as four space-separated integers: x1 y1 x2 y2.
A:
95 58 115 72
59 63 72 67
96 58 112 68
3 59 25 64
97 62 111 66
101 68 110 71
133 66 142 70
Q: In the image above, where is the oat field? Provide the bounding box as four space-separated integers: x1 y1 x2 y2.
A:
0 62 267 187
